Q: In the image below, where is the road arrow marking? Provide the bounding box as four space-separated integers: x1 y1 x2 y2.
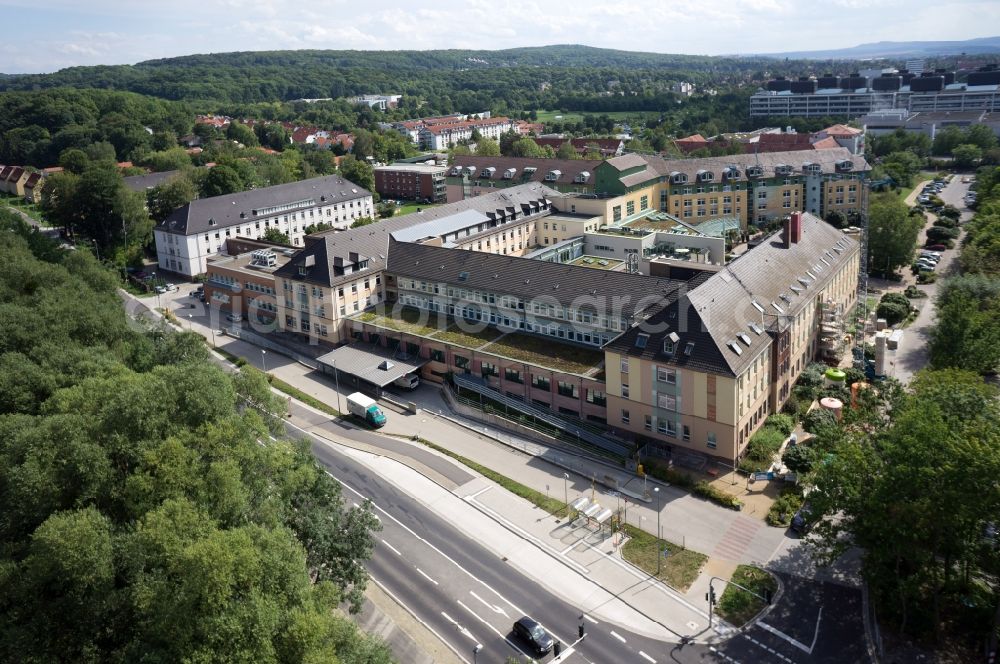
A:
470 590 509 618
440 611 477 641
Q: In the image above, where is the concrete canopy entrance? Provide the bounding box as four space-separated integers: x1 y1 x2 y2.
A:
315 342 427 394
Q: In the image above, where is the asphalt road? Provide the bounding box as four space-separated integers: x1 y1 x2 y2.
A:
298 424 707 664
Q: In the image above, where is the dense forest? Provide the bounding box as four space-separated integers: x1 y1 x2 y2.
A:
0 45 872 125
0 210 391 662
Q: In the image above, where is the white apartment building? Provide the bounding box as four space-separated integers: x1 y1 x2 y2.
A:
154 175 374 277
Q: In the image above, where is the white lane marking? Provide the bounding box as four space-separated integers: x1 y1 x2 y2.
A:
639 650 656 663
416 567 439 585
324 459 569 646
583 614 599 624
368 576 472 664
810 606 823 653
441 611 478 642
708 646 743 664
610 630 627 643
380 539 402 556
757 619 812 654
470 590 509 617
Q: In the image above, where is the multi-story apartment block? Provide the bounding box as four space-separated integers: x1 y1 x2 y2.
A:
419 116 518 150
269 184 560 345
603 212 859 463
373 163 448 203
449 149 869 232
751 66 1000 118
154 175 374 276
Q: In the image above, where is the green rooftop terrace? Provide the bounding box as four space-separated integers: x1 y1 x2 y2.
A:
568 255 623 270
481 333 605 376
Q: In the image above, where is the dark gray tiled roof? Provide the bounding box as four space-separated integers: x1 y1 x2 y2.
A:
157 174 372 236
123 170 181 192
635 147 870 181
274 183 561 288
385 236 689 320
607 213 859 377
448 155 602 186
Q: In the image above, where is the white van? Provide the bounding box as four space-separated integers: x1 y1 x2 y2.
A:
393 374 420 390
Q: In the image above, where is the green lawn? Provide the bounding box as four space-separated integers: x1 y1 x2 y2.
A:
481 333 604 375
715 565 778 626
620 525 707 592
533 109 659 125
395 202 440 217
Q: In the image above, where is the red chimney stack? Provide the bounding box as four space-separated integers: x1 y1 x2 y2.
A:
790 211 803 244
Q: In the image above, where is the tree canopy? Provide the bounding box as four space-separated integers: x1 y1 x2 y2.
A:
0 210 390 663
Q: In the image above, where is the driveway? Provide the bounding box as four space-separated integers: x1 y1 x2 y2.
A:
879 177 973 384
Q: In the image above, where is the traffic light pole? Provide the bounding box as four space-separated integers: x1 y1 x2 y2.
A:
707 575 773 629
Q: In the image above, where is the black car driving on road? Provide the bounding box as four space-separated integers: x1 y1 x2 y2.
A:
513 616 554 655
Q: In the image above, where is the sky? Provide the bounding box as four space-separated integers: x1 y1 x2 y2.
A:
1 0 998 74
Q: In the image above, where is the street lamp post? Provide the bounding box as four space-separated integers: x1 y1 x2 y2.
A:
152 272 161 310
333 359 343 414
261 349 267 373
654 486 662 574
210 326 217 348
563 472 569 519
187 314 193 330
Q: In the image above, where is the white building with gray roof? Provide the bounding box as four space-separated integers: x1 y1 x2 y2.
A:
154 174 374 277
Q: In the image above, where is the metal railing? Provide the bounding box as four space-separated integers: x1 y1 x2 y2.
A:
452 374 630 458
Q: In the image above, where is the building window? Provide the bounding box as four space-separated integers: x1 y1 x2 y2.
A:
645 415 653 431
621 409 630 425
504 368 523 383
620 357 629 374
621 383 630 399
430 349 445 362
481 362 498 378
557 381 579 398
657 394 677 411
657 366 676 384
640 195 648 211
683 425 691 442
585 389 606 407
613 206 622 222
626 201 635 216
532 374 550 391
707 432 717 449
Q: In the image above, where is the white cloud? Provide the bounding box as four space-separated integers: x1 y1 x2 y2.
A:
0 0 994 72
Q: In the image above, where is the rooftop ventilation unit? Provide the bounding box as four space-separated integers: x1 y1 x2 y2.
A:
728 341 743 356
250 249 277 267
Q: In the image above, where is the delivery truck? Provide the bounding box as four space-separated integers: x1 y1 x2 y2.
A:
346 392 387 428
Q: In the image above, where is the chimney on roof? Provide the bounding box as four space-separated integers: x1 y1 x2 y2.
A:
790 211 803 244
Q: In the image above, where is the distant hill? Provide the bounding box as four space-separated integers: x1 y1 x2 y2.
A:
760 36 1000 60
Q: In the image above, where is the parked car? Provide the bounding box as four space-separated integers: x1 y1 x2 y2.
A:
791 503 814 535
512 617 554 656
165 283 178 292
927 244 948 252
154 285 167 294
393 374 420 390
226 313 242 323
